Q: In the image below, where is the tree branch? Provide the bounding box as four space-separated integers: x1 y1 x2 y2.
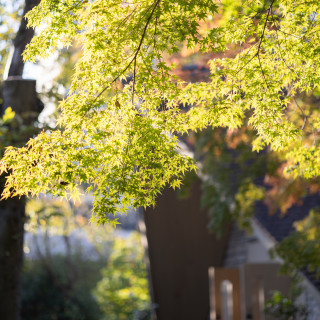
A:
93 0 161 104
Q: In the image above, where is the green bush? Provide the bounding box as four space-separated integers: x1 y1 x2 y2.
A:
264 291 308 320
94 233 151 320
21 256 103 320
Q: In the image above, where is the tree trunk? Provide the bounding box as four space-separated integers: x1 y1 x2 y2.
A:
0 196 25 320
0 1 41 319
0 79 41 320
8 0 40 78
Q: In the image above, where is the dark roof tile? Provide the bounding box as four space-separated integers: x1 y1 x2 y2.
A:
255 194 320 242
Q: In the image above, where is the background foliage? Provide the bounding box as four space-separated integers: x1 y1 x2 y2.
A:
22 197 150 320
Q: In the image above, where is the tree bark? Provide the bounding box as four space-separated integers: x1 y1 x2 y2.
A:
0 1 41 319
8 0 40 78
0 79 41 320
0 196 26 320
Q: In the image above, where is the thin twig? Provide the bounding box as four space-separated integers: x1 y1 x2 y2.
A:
132 56 137 104
292 96 308 130
257 52 269 89
154 10 158 50
112 5 138 37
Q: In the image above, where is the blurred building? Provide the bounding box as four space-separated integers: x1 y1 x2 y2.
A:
141 65 320 320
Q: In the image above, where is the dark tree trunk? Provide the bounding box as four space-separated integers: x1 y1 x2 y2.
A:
8 0 40 78
0 196 26 320
0 79 40 320
0 1 41 319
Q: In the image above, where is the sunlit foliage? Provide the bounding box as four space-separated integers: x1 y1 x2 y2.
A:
1 0 320 225
274 208 320 277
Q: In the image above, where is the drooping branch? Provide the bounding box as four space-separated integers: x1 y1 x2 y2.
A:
93 0 161 103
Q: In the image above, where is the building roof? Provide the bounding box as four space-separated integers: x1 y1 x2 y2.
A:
254 194 320 242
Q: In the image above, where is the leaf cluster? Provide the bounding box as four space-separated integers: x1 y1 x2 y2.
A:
2 0 320 224
264 290 308 320
273 208 320 277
